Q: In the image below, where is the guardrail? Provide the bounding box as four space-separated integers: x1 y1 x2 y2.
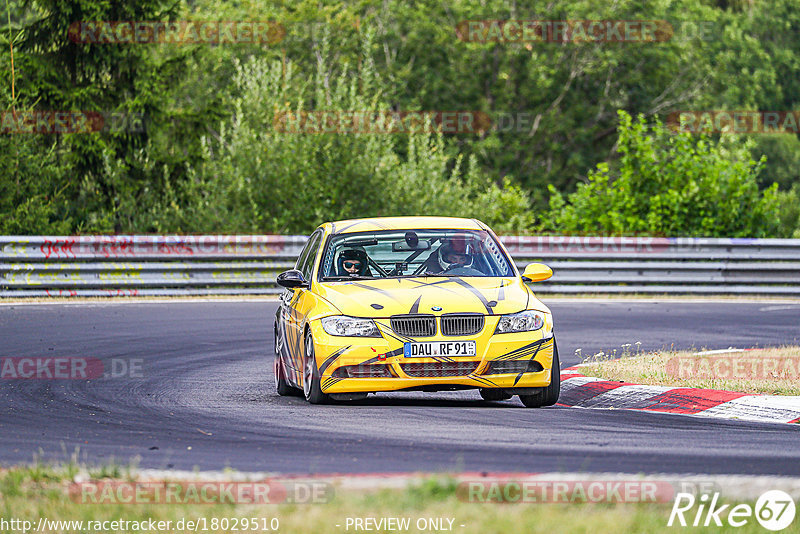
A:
2 235 800 297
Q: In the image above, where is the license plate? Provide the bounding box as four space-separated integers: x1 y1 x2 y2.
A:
404 341 476 358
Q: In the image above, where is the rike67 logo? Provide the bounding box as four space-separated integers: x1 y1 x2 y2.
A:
668 490 796 531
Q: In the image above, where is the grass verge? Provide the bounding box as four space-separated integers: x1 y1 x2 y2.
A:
579 346 800 395
0 466 787 534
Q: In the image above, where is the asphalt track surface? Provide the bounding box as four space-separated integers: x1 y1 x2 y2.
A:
1 299 799 475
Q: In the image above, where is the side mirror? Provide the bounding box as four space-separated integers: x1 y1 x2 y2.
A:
277 269 310 289
521 263 553 283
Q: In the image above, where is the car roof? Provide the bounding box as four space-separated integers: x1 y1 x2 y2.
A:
326 216 485 235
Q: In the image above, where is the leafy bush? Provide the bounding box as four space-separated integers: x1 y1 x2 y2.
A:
545 110 780 237
775 185 800 238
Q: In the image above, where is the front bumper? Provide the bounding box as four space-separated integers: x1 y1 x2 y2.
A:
309 318 555 394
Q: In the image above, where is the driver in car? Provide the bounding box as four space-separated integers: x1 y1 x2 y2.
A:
422 237 476 275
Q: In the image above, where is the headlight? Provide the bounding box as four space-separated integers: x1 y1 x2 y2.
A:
321 316 381 337
494 310 545 334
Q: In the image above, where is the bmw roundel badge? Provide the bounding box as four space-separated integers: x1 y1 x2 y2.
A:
431 306 442 311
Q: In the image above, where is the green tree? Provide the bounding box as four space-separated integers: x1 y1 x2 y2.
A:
0 131 73 234
3 0 798 237
173 31 533 234
12 0 185 232
1 2 71 233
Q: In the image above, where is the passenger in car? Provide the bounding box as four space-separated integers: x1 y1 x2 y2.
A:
337 247 372 277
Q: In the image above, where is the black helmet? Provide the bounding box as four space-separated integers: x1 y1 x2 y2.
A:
337 247 369 276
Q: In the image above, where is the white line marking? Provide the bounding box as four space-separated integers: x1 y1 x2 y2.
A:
0 297 278 307
759 305 800 312
544 298 800 304
692 348 743 356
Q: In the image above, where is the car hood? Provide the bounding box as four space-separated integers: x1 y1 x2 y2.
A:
316 277 530 317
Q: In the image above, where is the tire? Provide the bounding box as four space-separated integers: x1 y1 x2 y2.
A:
479 388 512 401
519 339 560 408
274 323 301 396
303 332 330 404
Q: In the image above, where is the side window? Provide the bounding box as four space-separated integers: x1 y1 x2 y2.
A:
294 233 316 272
299 231 323 281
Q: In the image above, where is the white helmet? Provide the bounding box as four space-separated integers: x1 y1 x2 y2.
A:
437 237 473 271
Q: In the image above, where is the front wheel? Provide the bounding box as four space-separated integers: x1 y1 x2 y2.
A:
303 332 330 404
519 339 560 408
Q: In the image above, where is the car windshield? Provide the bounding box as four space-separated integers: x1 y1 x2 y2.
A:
319 229 514 280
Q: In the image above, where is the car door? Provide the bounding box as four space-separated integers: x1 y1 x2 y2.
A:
279 229 323 383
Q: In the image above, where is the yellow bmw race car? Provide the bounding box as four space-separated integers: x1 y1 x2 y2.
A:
273 216 558 407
